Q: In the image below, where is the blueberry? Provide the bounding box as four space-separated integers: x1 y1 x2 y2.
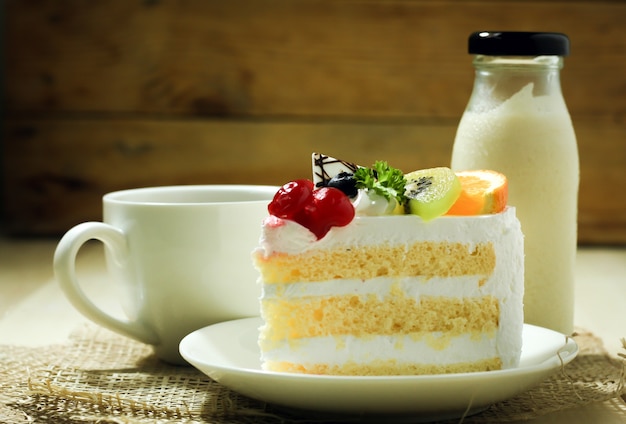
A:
327 172 358 198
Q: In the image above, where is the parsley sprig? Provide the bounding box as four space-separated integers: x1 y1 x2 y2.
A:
354 161 407 204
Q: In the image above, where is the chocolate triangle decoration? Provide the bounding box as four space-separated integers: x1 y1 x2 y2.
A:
311 153 360 188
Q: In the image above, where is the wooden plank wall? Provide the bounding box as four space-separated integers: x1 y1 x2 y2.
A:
2 0 625 243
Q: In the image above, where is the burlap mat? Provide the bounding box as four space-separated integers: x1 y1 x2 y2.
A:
0 325 624 424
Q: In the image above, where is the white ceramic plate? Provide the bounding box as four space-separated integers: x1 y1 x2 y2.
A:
180 317 578 420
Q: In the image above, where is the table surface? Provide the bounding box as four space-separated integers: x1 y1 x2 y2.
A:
1 237 624 423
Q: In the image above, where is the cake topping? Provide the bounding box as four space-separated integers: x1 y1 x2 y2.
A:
326 172 358 198
268 153 509 239
300 187 355 239
312 153 359 189
446 170 509 215
268 179 315 220
404 167 463 221
268 179 354 240
354 161 407 205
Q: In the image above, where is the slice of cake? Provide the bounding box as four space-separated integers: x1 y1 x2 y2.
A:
253 154 524 376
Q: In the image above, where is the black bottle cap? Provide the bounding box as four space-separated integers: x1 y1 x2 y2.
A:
469 31 570 56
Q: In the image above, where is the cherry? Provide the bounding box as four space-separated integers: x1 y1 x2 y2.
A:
268 180 355 239
300 187 355 239
268 179 314 219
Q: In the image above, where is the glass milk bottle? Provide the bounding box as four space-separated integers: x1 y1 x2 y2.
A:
451 32 579 335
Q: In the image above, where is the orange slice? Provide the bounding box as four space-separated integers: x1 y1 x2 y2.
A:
446 170 508 215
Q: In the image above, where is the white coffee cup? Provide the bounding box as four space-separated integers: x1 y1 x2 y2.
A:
54 185 276 364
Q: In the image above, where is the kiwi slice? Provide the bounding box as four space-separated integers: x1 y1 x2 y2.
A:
404 167 462 221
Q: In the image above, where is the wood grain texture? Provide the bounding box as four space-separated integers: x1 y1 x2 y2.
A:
2 118 453 232
4 117 624 243
5 0 626 118
2 0 626 243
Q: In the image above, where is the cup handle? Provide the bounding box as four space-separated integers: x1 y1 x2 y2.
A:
53 222 159 345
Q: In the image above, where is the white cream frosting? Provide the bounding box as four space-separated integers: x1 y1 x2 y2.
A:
264 276 502 301
352 190 399 216
257 207 522 256
257 207 525 371
260 333 522 370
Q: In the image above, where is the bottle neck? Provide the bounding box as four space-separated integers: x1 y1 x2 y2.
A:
467 55 565 112
473 54 564 70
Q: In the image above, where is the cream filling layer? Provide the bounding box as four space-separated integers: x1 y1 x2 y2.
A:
262 275 507 301
260 332 520 368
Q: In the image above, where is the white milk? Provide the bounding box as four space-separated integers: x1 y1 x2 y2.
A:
452 83 579 334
